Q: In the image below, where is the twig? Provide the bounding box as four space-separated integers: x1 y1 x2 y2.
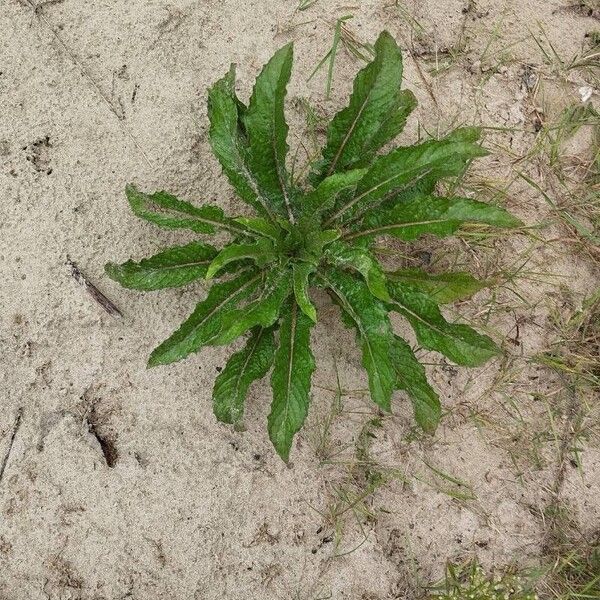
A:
0 408 24 484
67 256 123 317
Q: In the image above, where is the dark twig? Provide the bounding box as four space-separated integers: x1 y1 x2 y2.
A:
0 408 24 484
67 256 123 317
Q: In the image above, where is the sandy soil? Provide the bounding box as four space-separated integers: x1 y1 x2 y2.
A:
1 1 599 599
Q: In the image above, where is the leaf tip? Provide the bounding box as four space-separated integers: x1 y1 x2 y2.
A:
124 182 138 198
104 262 117 279
147 350 165 369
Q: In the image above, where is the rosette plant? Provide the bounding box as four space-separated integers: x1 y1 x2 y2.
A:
106 32 520 460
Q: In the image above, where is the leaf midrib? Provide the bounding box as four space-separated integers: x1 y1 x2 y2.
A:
342 217 454 241
233 328 266 410
133 258 214 273
280 302 298 440
193 272 262 339
387 295 487 352
325 167 434 226
146 202 252 237
326 85 375 177
318 272 386 397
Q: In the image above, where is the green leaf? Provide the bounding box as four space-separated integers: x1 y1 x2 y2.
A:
365 128 485 219
212 267 292 345
390 335 440 433
359 89 417 161
234 217 281 241
345 195 522 242
207 66 275 220
387 281 500 366
325 240 390 301
206 238 275 279
243 43 295 221
105 241 217 290
125 184 247 236
303 229 341 261
387 269 489 304
326 129 489 225
300 169 367 227
293 263 317 322
312 31 412 182
213 326 276 425
268 300 316 461
148 270 262 367
320 267 396 411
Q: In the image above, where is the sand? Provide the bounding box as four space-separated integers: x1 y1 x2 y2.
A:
1 0 599 598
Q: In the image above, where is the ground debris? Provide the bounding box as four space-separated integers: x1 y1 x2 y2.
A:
67 256 122 318
0 408 24 485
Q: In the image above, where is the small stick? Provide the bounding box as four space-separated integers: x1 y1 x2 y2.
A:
0 408 24 484
67 256 123 318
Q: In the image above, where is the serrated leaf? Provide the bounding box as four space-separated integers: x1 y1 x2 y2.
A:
300 169 367 227
148 270 262 367
213 326 276 424
312 31 411 182
211 267 291 345
125 184 246 236
206 238 275 279
325 240 390 301
367 128 484 219
345 195 522 242
243 43 295 221
105 241 217 290
359 89 417 160
387 281 500 366
326 129 489 225
293 263 317 322
268 300 316 461
387 269 489 304
207 66 276 220
390 335 440 433
320 267 396 411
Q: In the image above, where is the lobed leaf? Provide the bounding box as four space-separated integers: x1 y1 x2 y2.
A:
211 267 292 345
125 184 246 236
268 300 316 461
243 44 295 221
386 269 489 304
311 31 413 183
213 326 276 425
105 241 217 290
148 270 262 367
345 195 522 242
325 240 390 301
390 335 440 433
207 66 275 220
327 128 489 226
359 89 417 160
320 267 396 411
387 281 500 366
